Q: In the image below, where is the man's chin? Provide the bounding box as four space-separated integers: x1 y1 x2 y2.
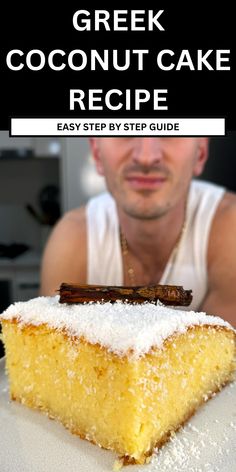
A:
121 201 167 220
114 186 169 219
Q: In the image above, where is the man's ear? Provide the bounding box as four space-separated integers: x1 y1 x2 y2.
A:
89 138 104 176
193 138 209 177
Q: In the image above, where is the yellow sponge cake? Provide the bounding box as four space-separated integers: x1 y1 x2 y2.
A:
0 296 235 465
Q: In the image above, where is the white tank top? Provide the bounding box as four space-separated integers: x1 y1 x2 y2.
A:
86 180 225 311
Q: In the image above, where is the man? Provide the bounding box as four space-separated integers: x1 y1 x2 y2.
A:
40 137 236 326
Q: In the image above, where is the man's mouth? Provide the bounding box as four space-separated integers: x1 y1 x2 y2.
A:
125 174 167 190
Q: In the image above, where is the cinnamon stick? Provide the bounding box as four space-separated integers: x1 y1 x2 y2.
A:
59 283 192 306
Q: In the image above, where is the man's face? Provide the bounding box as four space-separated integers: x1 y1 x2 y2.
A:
90 137 209 220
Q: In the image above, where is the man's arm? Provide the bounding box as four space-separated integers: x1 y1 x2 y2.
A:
40 207 87 296
201 193 236 327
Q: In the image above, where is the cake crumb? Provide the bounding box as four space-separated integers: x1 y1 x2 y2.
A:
145 455 152 464
113 458 123 471
230 421 236 430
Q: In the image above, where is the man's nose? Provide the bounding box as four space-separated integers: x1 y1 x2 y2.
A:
132 138 164 166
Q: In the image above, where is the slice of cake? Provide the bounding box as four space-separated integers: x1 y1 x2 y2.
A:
0 296 235 466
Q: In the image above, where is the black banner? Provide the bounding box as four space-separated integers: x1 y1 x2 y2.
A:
0 4 235 132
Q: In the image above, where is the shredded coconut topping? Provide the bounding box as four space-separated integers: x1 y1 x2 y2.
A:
0 296 233 358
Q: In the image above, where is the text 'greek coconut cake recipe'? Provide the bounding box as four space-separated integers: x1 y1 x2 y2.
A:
0 283 235 468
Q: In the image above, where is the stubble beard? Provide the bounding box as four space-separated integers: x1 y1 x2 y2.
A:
117 189 172 221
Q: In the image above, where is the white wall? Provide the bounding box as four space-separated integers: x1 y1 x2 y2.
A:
61 138 106 212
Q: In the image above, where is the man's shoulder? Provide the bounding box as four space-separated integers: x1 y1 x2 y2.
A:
203 190 236 324
208 190 236 261
49 206 87 248
62 206 86 227
51 189 115 242
60 191 114 229
215 191 236 225
40 205 88 295
190 178 236 211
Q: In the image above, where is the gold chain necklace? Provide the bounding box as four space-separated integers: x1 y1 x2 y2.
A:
120 210 187 287
120 229 136 286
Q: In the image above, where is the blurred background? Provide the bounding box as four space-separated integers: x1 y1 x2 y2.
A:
0 133 236 356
